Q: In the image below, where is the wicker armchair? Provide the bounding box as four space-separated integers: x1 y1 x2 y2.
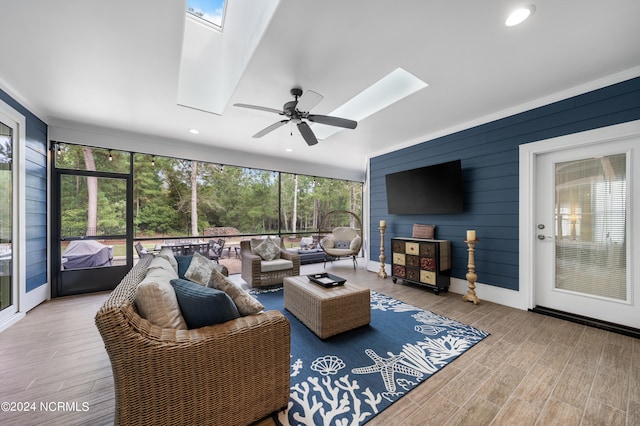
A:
95 255 291 426
241 239 300 288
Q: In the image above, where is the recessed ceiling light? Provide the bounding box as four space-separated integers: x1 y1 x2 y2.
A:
505 5 535 27
189 129 200 134
285 148 293 152
313 67 428 140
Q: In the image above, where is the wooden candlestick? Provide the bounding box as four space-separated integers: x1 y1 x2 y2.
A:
378 224 387 278
463 239 480 305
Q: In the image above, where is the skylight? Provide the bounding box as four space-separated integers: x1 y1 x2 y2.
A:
187 0 226 28
313 68 428 140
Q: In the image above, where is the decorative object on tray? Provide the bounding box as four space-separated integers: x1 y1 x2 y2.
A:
463 230 480 305
307 272 346 287
412 223 435 239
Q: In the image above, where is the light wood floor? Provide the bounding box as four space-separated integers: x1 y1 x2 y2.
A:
0 260 638 425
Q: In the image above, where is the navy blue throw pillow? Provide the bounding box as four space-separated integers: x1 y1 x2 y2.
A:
170 278 240 329
174 256 193 279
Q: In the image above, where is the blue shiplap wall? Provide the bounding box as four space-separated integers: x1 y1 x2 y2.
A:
370 77 640 291
0 89 48 292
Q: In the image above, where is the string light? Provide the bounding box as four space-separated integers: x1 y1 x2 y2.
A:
56 143 62 155
108 150 113 161
151 156 155 166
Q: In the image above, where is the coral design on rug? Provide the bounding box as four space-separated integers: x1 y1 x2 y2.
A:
253 289 489 426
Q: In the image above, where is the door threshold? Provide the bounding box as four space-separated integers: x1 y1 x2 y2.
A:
530 306 640 339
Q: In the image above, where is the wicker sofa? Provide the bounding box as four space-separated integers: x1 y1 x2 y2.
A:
95 254 291 426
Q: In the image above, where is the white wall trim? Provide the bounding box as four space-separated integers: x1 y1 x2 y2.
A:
367 260 528 309
0 312 25 333
519 119 640 310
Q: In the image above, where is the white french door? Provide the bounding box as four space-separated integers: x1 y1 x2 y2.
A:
534 134 639 329
0 113 17 325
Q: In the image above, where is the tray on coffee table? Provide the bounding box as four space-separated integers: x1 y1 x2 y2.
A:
307 273 346 288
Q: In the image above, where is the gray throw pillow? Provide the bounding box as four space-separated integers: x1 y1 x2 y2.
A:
253 237 281 261
184 252 215 286
335 240 350 249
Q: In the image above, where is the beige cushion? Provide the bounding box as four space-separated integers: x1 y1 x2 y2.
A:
157 247 178 273
321 236 335 248
135 265 187 329
350 235 362 251
147 256 176 275
252 237 281 261
260 258 293 273
332 227 358 241
184 252 214 286
208 268 264 315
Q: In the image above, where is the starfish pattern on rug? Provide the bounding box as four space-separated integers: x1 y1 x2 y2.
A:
351 348 424 392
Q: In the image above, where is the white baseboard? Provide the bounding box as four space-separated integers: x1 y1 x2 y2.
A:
367 261 528 310
0 312 26 333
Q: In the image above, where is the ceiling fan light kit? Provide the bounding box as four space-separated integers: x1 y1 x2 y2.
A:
234 88 358 146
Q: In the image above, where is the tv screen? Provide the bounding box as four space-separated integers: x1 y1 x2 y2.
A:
385 160 463 214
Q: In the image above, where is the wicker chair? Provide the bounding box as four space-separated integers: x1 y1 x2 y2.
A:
240 239 300 288
95 255 291 426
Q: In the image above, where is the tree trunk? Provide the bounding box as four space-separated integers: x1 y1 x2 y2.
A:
83 147 98 236
191 161 198 236
350 181 356 228
292 174 298 233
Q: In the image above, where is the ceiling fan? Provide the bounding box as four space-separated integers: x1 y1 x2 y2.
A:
233 88 357 146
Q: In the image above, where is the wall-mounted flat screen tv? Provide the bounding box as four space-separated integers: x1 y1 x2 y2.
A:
385 159 463 214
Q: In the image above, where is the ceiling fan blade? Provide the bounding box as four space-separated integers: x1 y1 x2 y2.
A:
253 120 289 138
297 122 318 146
307 114 358 129
234 103 283 115
296 90 324 112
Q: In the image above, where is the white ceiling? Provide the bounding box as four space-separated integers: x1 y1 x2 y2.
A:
1 0 639 181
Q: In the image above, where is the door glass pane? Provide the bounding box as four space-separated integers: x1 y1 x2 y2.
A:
60 175 126 270
0 122 12 311
555 154 627 300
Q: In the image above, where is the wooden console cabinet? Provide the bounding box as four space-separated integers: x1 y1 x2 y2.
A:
391 237 451 294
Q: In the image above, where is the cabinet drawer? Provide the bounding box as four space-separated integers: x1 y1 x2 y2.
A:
406 254 419 268
419 243 435 257
407 267 420 282
393 253 406 266
392 264 406 278
420 270 436 285
392 240 405 253
406 242 419 255
420 257 436 271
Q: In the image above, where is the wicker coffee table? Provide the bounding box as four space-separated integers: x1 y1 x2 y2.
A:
283 275 370 339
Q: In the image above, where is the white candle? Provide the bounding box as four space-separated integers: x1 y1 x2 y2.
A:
466 230 476 241
380 220 386 227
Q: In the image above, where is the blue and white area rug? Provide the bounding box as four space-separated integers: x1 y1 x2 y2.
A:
252 288 489 425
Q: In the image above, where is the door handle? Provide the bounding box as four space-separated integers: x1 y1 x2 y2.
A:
537 234 553 240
